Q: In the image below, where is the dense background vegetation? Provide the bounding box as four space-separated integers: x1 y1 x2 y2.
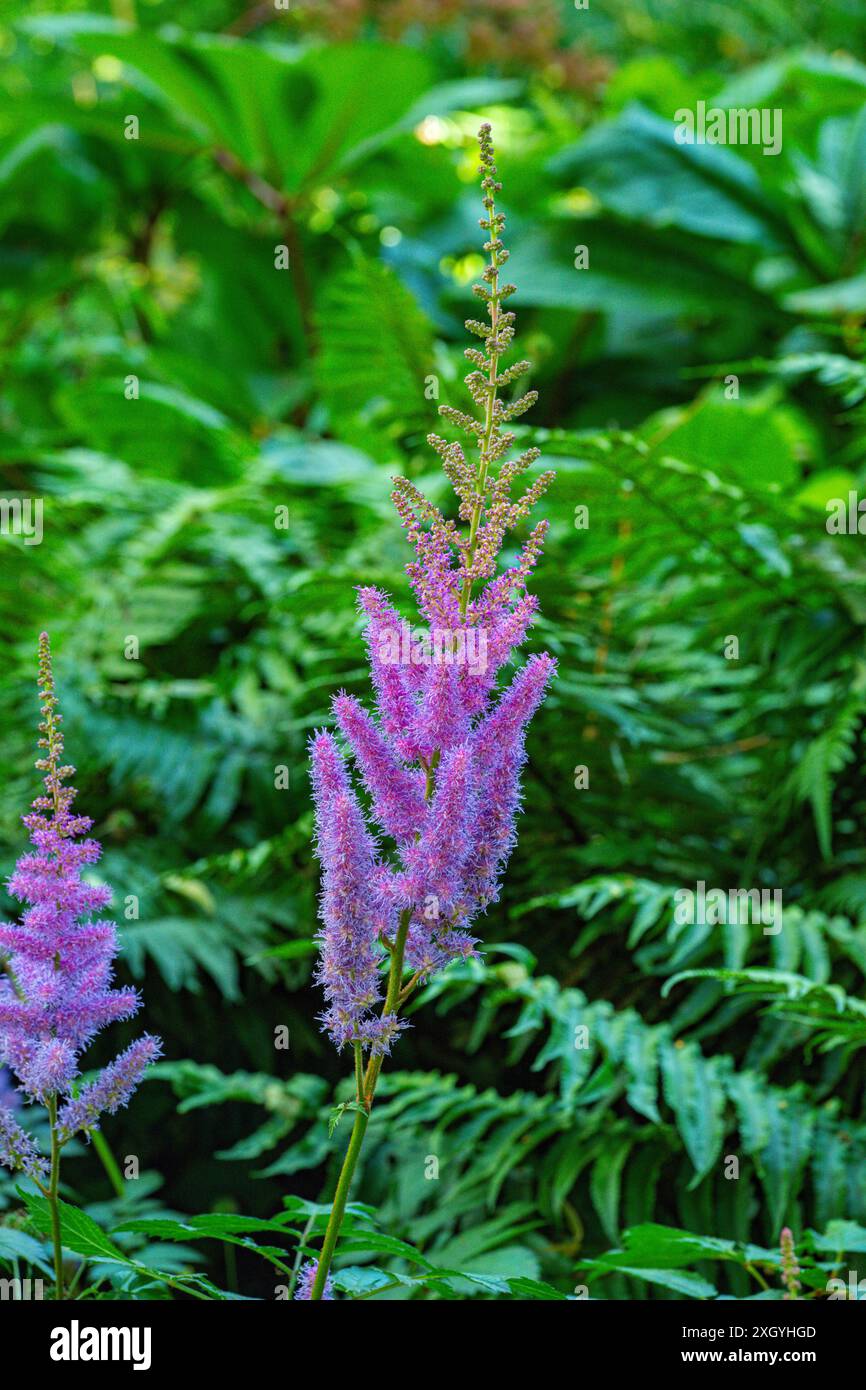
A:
2 0 866 1299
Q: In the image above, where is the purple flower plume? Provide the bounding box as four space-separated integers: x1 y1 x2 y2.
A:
0 634 161 1176
309 124 556 1054
332 692 425 843
402 743 477 918
57 1035 163 1143
465 653 556 911
310 731 403 1055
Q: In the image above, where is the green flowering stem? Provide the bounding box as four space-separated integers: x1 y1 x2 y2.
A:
459 189 501 623
397 970 423 1008
363 908 411 1100
46 1095 64 1300
422 749 441 800
92 1129 126 1199
310 1106 368 1301
310 909 411 1301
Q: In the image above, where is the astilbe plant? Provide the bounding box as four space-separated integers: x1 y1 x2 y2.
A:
305 126 555 1299
0 633 161 1298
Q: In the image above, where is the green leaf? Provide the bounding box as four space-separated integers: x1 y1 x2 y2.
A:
0 1227 54 1276
659 1041 728 1184
313 254 434 440
112 1213 297 1241
757 1098 816 1233
590 1134 633 1242
812 1220 866 1254
331 1265 416 1296
505 1276 569 1300
328 1100 368 1136
552 104 779 247
589 1263 718 1299
587 1222 742 1270
20 1190 132 1265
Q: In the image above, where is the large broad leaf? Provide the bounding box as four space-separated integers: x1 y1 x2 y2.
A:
586 1262 718 1299
331 1265 420 1297
22 19 432 193
331 1262 565 1300
283 43 432 187
113 1213 299 1242
112 1214 298 1274
261 436 379 487
715 50 866 110
550 104 784 247
503 218 775 320
811 1220 866 1254
640 389 807 490
785 272 866 315
580 1223 781 1300
0 1226 55 1277
20 1189 252 1299
21 1190 132 1265
0 124 108 234
586 1222 742 1270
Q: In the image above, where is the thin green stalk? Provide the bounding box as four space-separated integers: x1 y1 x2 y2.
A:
65 1260 87 1299
309 1105 369 1301
744 1260 770 1292
362 909 411 1102
423 750 441 800
91 1129 125 1199
46 1095 64 1300
310 909 411 1300
287 1212 317 1299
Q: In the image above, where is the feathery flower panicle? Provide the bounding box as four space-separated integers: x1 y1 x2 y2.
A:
309 730 404 1055
332 692 426 843
402 743 477 918
57 1035 163 1143
0 634 162 1185
309 124 556 1054
355 586 420 760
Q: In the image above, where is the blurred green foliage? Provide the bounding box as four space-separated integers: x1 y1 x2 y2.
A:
1 0 866 1298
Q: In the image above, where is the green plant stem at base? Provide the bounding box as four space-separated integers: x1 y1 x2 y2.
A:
92 1129 126 1200
309 1105 369 1301
310 909 412 1300
46 1094 64 1300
